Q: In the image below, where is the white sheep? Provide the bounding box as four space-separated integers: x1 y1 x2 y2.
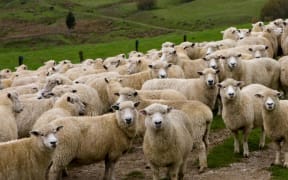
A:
279 56 288 97
47 101 140 180
281 21 288 55
217 79 270 157
179 42 207 60
0 91 23 142
33 93 86 129
252 21 265 32
141 68 219 110
141 103 193 179
0 68 13 79
221 27 240 40
255 89 288 167
0 124 63 179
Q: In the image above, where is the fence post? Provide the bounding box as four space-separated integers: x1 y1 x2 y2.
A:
18 56 24 66
183 34 187 42
135 39 139 52
79 51 84 62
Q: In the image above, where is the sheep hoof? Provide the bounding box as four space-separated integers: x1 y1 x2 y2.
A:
259 145 265 150
243 154 249 158
283 163 288 168
271 162 281 166
198 167 206 174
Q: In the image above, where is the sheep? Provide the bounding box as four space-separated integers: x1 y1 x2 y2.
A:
0 124 63 180
220 51 280 89
33 93 86 129
0 91 23 142
221 27 240 40
205 39 236 55
115 87 187 104
16 96 56 138
255 89 288 167
282 21 288 55
218 79 270 157
141 68 219 110
141 103 193 180
279 56 288 97
179 42 207 59
0 83 39 95
64 66 98 80
47 101 139 180
162 41 175 48
161 47 208 78
252 21 265 32
103 54 126 71
36 59 56 73
237 28 252 40
148 60 185 78
0 68 12 79
54 60 74 73
127 57 150 74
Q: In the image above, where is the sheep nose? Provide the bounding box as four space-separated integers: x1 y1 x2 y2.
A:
211 65 217 69
160 75 166 78
228 92 235 97
50 141 57 147
239 37 244 40
125 118 132 124
267 102 273 106
208 80 214 85
256 56 260 58
155 121 161 125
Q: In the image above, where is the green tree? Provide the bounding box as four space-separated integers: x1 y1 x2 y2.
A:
260 0 288 20
66 11 76 31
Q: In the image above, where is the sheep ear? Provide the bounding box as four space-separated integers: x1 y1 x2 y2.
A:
115 60 120 68
104 78 109 83
67 96 74 103
56 125 64 132
134 101 140 108
72 89 77 93
56 80 61 85
248 48 253 52
30 130 41 137
215 69 220 74
167 106 173 113
103 65 108 70
216 83 223 88
191 43 195 47
276 91 283 98
111 103 120 111
148 64 153 69
237 54 242 57
236 81 244 87
114 92 120 96
134 91 138 96
255 93 263 98
265 46 269 50
139 109 147 116
203 57 208 61
137 59 142 64
167 63 172 68
7 93 11 99
197 71 204 76
248 29 251 33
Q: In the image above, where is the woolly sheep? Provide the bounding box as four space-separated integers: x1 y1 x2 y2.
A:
0 124 63 179
148 60 185 78
281 21 288 55
141 68 219 110
218 79 270 157
1 83 39 95
47 101 139 180
127 57 150 74
221 27 239 40
0 68 12 79
252 21 265 32
220 52 280 89
0 91 23 142
205 39 236 55
33 93 86 129
141 103 193 180
103 54 126 71
179 42 207 60
279 56 288 97
255 89 288 167
162 41 175 48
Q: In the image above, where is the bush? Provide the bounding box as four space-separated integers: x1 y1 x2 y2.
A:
260 0 288 20
136 0 157 11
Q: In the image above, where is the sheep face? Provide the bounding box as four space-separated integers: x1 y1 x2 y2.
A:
206 43 220 55
148 61 172 79
56 93 86 116
112 101 139 127
115 87 138 104
249 45 268 58
204 55 221 69
105 78 123 105
218 79 243 100
30 125 63 150
160 47 177 64
198 68 219 88
162 41 175 49
222 53 242 70
127 58 143 74
237 29 251 40
7 91 23 113
141 103 172 130
255 90 281 111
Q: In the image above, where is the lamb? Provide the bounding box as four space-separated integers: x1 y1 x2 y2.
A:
141 68 219 110
218 79 270 157
255 89 288 167
47 101 139 180
115 87 187 103
33 93 86 129
0 124 63 180
0 91 23 142
141 103 193 180
161 47 208 78
220 51 280 89
16 96 56 138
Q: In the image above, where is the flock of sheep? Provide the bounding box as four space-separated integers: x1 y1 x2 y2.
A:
0 17 288 180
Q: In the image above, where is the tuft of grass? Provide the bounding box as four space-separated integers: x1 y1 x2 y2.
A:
211 115 226 131
269 166 288 180
208 128 265 168
122 170 145 180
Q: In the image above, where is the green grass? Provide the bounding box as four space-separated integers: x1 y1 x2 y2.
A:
211 115 226 131
269 166 288 180
208 129 265 168
122 170 145 180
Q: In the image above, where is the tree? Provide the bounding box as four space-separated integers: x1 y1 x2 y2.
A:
66 11 76 31
260 0 288 21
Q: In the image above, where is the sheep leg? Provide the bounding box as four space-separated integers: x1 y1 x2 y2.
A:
272 141 281 166
178 160 187 180
259 127 266 150
104 157 116 180
49 166 63 180
204 122 211 150
232 130 240 154
242 128 251 158
198 141 208 173
167 164 179 180
150 164 160 180
283 152 288 168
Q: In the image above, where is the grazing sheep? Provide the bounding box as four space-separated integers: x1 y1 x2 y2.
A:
0 124 63 180
255 89 288 167
220 52 280 89
33 93 86 129
141 103 193 180
47 101 139 180
0 91 23 142
141 68 219 110
218 79 269 157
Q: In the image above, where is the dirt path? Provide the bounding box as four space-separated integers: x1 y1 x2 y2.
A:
63 128 273 180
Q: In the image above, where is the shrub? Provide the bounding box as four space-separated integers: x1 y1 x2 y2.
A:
136 0 157 11
260 0 288 20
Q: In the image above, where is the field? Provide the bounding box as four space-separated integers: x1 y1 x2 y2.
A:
1 0 287 179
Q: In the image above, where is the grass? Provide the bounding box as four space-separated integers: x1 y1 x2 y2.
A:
122 170 145 180
210 115 226 131
269 166 288 180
